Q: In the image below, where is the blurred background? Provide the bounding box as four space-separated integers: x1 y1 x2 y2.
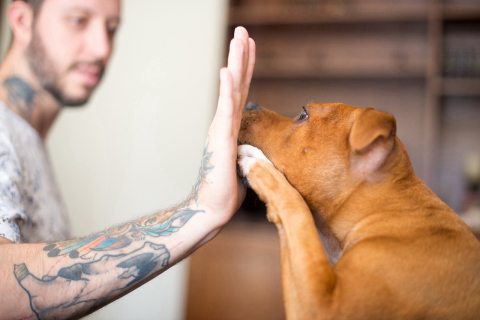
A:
1 0 480 319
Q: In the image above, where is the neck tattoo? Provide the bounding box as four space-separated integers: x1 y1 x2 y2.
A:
3 76 38 120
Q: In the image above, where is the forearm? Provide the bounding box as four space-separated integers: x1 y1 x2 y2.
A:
0 199 221 320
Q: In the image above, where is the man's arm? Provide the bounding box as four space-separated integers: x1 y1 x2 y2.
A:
1 197 203 319
0 26 255 320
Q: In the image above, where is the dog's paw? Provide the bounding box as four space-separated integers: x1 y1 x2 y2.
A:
237 145 272 184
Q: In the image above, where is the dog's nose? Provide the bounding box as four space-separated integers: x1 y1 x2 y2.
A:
244 102 262 112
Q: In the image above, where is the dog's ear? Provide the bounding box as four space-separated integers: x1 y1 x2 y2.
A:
349 108 396 152
349 108 396 176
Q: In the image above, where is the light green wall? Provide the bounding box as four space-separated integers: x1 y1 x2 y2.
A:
0 0 11 60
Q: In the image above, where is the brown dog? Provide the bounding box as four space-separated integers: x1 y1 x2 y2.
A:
237 102 480 320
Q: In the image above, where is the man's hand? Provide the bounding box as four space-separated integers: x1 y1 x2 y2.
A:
195 27 255 226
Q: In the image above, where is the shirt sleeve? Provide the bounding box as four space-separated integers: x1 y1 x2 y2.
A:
0 134 28 243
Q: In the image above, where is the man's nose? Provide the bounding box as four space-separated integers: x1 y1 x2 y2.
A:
244 102 262 112
87 26 112 61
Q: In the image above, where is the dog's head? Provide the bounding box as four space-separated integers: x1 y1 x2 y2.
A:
239 102 411 219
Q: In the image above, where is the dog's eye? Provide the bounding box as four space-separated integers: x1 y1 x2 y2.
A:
298 111 308 121
296 107 309 122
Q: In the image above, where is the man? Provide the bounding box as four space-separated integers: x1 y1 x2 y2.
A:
0 0 255 319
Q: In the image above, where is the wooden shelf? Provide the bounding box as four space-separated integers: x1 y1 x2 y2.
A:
229 3 429 26
253 69 426 80
443 4 480 20
253 55 426 79
440 77 480 96
243 21 428 80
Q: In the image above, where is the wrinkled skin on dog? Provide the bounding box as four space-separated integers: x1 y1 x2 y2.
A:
237 102 480 320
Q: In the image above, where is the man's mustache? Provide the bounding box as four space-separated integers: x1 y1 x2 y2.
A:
69 61 105 77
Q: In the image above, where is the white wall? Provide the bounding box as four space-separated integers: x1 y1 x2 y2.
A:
46 1 228 319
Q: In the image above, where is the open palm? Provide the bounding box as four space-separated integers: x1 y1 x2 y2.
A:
196 27 255 227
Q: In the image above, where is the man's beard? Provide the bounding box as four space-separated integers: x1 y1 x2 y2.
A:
25 30 105 107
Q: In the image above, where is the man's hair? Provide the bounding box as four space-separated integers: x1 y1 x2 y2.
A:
14 0 45 19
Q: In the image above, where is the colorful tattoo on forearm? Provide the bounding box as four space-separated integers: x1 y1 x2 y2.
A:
13 137 215 320
14 206 201 319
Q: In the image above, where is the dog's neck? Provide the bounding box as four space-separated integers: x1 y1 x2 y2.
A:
313 175 424 262
315 219 343 265
312 144 451 260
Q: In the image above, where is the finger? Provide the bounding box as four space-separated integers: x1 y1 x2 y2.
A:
244 38 256 92
234 27 250 75
216 67 234 120
238 37 256 114
234 28 252 102
227 38 245 95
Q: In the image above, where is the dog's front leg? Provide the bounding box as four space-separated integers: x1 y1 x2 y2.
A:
238 145 336 320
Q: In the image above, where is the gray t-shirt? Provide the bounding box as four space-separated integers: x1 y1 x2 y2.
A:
0 102 71 243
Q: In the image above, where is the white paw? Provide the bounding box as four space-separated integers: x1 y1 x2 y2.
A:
237 145 272 177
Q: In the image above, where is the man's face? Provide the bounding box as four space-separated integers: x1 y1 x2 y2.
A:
26 0 121 106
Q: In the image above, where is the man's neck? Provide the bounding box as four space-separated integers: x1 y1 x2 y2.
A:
0 52 62 140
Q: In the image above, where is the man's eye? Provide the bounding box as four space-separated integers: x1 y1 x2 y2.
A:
70 16 87 26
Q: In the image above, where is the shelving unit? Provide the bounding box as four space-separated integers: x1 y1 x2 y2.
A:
228 0 480 210
187 1 480 318
428 0 480 212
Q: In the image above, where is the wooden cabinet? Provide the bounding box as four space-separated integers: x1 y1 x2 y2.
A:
186 220 285 320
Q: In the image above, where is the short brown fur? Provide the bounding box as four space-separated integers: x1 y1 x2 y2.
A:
238 103 480 320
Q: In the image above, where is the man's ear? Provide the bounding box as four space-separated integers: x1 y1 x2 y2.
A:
349 108 396 177
7 1 34 48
